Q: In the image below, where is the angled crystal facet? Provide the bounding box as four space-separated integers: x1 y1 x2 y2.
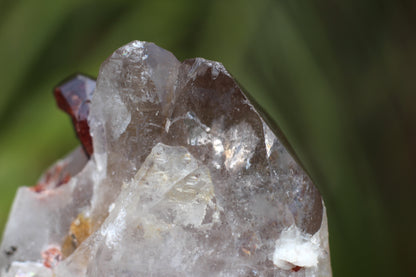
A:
0 41 331 276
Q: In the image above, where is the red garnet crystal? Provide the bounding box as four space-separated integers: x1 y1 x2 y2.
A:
54 75 95 157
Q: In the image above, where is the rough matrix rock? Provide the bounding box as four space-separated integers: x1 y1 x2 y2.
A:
0 41 331 277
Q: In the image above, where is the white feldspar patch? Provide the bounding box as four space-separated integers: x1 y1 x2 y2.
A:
273 225 322 270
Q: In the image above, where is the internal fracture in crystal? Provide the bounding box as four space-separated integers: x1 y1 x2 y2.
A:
0 41 331 276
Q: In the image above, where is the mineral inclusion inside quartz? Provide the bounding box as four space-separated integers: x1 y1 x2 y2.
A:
0 41 331 276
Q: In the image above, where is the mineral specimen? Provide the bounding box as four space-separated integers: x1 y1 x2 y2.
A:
0 41 331 276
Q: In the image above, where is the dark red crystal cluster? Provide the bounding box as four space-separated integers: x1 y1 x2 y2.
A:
54 75 95 157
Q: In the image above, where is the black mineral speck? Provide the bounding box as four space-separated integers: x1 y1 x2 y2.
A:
4 246 17 257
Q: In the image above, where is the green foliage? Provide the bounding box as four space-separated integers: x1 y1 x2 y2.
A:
1 0 415 276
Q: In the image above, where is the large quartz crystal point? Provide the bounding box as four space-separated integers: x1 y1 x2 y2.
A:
0 41 331 277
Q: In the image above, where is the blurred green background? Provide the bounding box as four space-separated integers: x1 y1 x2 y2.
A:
1 0 415 276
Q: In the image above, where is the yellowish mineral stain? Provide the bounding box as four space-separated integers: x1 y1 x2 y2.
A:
62 213 92 258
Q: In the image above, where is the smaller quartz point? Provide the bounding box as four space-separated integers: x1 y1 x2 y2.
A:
0 41 331 276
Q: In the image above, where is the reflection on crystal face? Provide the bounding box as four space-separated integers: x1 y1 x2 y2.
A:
223 122 259 171
0 41 331 276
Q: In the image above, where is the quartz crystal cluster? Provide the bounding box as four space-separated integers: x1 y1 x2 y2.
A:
0 41 331 276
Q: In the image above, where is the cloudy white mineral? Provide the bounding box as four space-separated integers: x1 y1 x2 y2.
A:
0 41 331 276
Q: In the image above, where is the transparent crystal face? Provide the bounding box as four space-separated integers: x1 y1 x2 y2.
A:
0 41 331 277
